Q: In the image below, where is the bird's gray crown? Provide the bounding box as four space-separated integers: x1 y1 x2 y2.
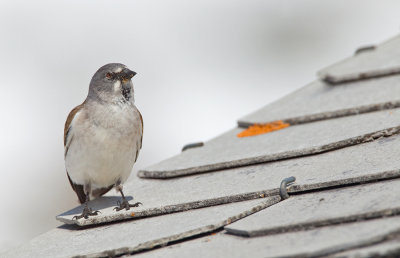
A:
87 63 136 103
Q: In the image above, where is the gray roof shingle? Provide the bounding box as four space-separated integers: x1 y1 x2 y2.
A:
332 240 400 258
139 108 400 178
5 198 279 258
318 35 400 84
133 216 400 258
238 75 400 127
225 179 400 237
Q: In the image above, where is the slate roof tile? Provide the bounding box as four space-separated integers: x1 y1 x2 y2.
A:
139 108 400 178
331 240 400 258
318 35 400 84
133 217 400 258
225 179 400 237
238 75 400 127
4 198 279 258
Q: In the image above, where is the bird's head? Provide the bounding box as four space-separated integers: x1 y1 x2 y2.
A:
88 63 137 103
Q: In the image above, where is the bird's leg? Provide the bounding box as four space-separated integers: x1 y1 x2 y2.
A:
73 186 100 220
114 185 142 212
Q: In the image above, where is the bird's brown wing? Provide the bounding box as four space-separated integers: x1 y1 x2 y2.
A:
134 110 144 162
67 172 86 204
138 110 143 149
64 103 85 153
64 103 88 203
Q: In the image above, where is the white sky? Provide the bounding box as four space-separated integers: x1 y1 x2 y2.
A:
1 0 400 253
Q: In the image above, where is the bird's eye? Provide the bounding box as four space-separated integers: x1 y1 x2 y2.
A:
106 72 113 79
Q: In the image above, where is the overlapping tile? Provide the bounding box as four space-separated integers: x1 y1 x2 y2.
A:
139 108 400 178
7 198 279 258
318 35 400 84
225 179 400 237
56 191 279 226
237 75 400 127
133 217 400 258
332 241 400 258
59 132 400 226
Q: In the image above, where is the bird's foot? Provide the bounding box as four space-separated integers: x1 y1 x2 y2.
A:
114 199 142 211
72 206 101 220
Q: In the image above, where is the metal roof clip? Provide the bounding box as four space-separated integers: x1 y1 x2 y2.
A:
279 176 296 200
354 45 376 55
182 142 204 152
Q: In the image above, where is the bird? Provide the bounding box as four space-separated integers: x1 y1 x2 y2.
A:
64 63 143 220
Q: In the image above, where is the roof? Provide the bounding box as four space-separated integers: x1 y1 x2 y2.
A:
4 34 400 258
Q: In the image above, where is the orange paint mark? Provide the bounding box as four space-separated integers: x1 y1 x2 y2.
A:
131 212 135 217
237 120 290 138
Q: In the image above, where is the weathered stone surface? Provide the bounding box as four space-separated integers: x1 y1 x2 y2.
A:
318 35 400 84
332 240 400 258
225 179 400 237
133 217 400 258
58 133 400 226
238 76 400 127
6 198 279 258
57 192 278 226
139 108 400 178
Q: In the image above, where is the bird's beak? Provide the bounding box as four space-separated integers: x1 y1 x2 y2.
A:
120 68 136 81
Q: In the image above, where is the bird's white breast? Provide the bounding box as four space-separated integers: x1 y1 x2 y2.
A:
65 102 142 189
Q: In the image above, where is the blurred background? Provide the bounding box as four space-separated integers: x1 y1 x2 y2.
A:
1 0 400 252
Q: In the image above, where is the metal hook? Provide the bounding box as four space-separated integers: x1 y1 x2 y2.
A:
354 45 375 55
182 142 204 152
279 176 296 200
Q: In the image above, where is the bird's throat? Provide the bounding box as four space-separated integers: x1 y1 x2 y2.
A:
122 87 131 101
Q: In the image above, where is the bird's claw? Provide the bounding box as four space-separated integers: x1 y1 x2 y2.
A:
72 207 101 220
130 202 142 208
114 200 142 211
